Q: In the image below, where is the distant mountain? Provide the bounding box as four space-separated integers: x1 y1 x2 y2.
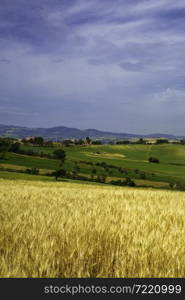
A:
0 124 181 140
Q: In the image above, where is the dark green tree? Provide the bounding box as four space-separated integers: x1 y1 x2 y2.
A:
45 141 53 147
34 136 44 145
156 139 168 144
54 169 66 181
0 139 11 159
53 149 66 163
180 139 185 145
85 136 91 144
148 157 159 163
10 142 21 153
137 138 145 144
90 168 97 180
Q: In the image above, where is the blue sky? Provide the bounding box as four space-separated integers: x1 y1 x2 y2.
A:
0 0 185 134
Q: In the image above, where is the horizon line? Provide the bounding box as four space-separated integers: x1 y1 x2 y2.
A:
0 123 183 137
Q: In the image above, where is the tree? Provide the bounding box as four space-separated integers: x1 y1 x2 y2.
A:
137 138 145 144
0 139 11 159
25 168 39 175
116 140 130 144
10 142 21 153
53 149 66 163
90 168 97 180
92 140 102 145
156 139 168 144
21 138 27 144
97 174 107 183
74 139 84 145
92 168 97 175
34 136 44 145
85 136 91 144
62 139 74 147
53 169 66 181
140 173 146 180
180 139 185 145
45 141 53 147
125 177 136 186
148 157 160 163
169 182 174 189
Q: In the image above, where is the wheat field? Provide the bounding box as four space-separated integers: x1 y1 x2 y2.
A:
0 179 184 278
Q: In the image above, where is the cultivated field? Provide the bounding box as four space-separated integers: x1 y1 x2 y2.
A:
0 179 184 277
1 144 185 189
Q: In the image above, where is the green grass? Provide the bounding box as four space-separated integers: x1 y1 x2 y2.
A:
0 171 108 187
0 152 59 170
67 144 185 184
1 143 185 188
67 144 185 183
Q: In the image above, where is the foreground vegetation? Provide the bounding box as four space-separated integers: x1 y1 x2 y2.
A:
0 179 184 277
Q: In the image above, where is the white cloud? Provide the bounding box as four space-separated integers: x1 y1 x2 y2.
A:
1 0 185 133
133 0 173 12
153 88 185 103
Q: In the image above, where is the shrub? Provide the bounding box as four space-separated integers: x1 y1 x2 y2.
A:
169 182 185 191
96 175 107 183
125 177 136 187
25 168 39 175
110 177 135 187
140 173 146 180
148 157 160 163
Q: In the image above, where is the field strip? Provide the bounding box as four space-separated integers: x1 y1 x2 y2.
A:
0 163 54 174
83 152 126 159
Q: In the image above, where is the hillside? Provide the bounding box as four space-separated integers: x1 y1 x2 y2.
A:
1 143 185 190
0 124 178 140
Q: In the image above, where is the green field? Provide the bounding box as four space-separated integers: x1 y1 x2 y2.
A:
1 143 185 189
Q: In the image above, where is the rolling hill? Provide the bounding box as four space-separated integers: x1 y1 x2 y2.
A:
0 124 179 141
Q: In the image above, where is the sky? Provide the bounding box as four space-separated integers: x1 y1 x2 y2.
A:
0 0 185 134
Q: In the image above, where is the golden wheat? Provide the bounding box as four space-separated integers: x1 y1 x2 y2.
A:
0 179 184 277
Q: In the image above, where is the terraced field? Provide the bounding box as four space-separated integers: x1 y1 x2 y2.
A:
1 144 185 188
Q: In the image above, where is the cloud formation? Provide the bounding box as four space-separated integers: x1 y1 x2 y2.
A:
0 0 185 134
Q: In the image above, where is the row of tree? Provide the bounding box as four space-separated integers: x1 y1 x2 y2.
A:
116 138 170 145
21 136 102 146
0 138 21 159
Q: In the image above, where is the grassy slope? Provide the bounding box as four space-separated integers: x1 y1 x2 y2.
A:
0 171 107 187
1 144 185 187
0 152 59 170
68 144 185 183
0 179 184 277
